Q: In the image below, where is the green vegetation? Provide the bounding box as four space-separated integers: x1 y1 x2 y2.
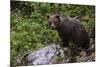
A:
10 1 95 66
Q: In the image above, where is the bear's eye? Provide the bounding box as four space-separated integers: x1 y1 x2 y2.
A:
54 21 57 24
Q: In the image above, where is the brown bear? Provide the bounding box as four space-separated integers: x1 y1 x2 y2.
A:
47 14 90 50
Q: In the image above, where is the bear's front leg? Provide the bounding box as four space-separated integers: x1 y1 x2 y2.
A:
61 41 69 47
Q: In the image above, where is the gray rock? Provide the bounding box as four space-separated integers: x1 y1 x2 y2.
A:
16 43 95 66
27 43 71 65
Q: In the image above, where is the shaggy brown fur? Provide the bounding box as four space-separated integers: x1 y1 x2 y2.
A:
47 14 90 50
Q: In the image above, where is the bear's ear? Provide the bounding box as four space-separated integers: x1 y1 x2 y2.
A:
47 15 50 19
55 14 60 19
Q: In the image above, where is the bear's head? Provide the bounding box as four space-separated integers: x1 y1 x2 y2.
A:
47 14 61 30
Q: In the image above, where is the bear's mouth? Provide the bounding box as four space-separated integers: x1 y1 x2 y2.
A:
51 27 56 30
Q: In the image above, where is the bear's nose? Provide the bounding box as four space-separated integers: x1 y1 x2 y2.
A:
51 23 56 30
51 23 55 27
